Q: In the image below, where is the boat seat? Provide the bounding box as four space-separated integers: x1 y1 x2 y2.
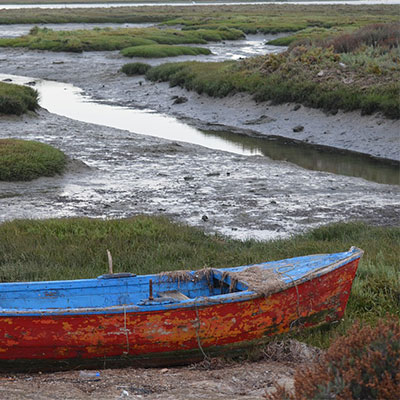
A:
157 290 190 300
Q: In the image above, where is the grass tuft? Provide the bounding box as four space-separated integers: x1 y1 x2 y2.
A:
0 82 39 115
121 62 151 76
0 26 243 53
121 44 211 58
0 139 66 181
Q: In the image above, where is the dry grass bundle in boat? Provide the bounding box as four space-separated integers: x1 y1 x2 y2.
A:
158 268 215 284
223 265 289 297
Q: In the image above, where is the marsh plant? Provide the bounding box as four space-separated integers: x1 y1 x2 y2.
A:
121 44 211 58
0 139 66 181
266 317 400 400
121 62 152 75
0 26 243 53
144 23 400 118
0 82 38 115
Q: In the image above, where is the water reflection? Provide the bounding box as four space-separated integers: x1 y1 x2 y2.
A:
202 130 400 185
2 73 398 185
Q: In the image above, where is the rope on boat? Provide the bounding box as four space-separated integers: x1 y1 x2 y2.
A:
274 264 302 328
122 305 130 355
194 300 210 363
275 264 301 320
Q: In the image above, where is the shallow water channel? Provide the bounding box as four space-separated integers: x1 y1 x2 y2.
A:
3 73 398 185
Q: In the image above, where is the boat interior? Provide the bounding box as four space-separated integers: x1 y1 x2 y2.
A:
0 269 248 311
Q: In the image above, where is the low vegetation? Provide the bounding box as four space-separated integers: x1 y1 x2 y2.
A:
0 139 66 181
0 26 243 53
0 4 397 29
121 44 211 58
145 23 400 118
0 217 398 347
0 81 39 115
121 62 151 75
267 317 400 400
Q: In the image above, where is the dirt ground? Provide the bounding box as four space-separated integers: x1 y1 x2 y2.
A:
0 360 290 400
0 340 322 400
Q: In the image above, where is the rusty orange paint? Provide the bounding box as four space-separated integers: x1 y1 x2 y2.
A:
0 259 359 370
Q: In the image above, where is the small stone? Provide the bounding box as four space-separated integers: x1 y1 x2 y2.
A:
206 172 220 177
201 215 209 222
292 104 301 111
160 368 169 374
293 125 304 133
317 70 324 77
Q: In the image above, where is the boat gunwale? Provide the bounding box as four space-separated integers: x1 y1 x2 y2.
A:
0 247 363 317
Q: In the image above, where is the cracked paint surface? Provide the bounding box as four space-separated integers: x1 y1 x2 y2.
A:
0 259 359 369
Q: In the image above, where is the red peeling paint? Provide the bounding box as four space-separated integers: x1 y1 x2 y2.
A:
0 259 359 369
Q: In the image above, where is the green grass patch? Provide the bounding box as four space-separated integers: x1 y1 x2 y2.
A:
121 62 151 75
0 82 39 115
0 4 398 31
145 24 400 118
121 44 211 58
0 139 66 181
0 218 398 348
0 26 243 53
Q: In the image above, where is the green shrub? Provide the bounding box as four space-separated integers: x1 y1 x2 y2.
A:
0 82 39 115
121 44 211 58
121 62 151 76
266 317 400 400
0 139 66 181
328 23 400 53
145 37 400 118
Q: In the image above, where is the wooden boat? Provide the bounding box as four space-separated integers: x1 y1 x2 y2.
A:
0 247 363 371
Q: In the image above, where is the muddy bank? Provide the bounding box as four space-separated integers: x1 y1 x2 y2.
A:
1 109 399 240
0 40 399 239
0 46 398 161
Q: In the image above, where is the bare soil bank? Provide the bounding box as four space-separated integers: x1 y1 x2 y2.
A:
0 47 399 161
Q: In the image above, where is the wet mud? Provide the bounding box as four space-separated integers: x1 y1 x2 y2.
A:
1 108 399 240
1 35 399 239
0 36 399 239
